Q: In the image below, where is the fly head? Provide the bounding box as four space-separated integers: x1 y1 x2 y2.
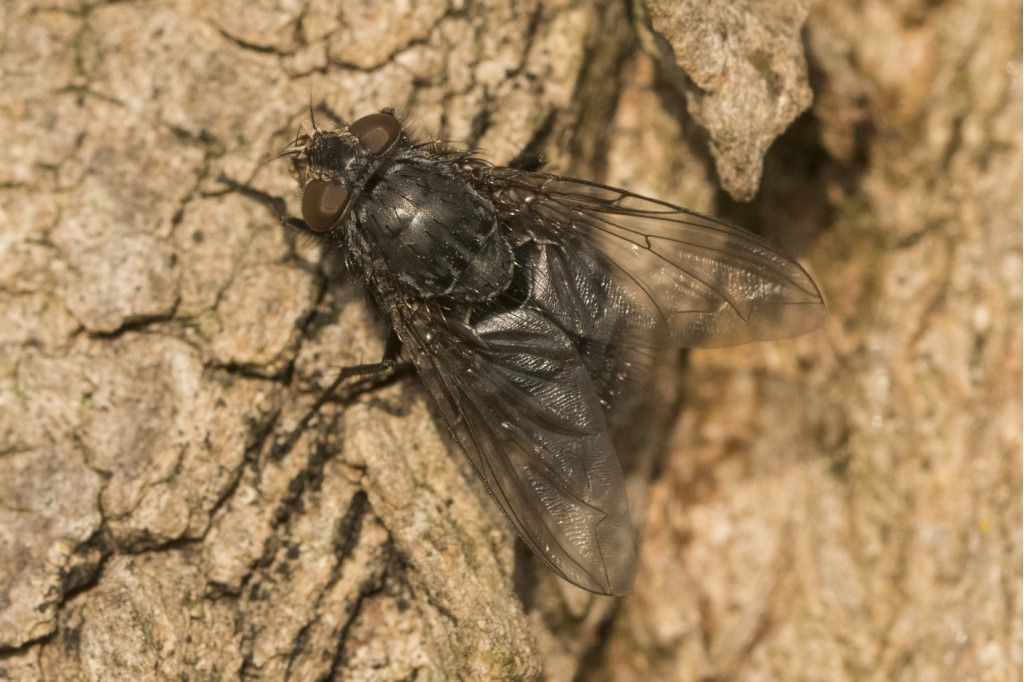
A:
282 111 405 234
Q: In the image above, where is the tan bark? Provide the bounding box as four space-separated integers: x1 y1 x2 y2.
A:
0 0 1019 680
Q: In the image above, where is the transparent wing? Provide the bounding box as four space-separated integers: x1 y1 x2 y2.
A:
484 169 827 348
391 298 636 595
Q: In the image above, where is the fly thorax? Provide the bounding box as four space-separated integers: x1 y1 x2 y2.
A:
356 162 514 301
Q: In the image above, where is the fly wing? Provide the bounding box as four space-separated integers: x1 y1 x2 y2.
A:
391 298 636 595
484 169 827 348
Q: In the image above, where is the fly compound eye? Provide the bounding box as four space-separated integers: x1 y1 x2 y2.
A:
301 179 349 232
348 112 401 155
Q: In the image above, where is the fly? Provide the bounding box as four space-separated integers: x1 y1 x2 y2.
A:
225 109 826 596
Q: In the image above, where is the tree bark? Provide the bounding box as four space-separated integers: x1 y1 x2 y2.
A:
0 0 1019 680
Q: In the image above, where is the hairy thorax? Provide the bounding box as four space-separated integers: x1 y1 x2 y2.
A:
348 159 514 301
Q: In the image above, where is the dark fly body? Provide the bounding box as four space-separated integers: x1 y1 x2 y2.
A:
256 110 826 595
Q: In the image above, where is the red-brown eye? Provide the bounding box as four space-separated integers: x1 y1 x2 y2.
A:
348 112 401 155
301 179 349 232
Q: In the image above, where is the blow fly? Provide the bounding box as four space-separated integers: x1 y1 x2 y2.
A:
245 110 825 595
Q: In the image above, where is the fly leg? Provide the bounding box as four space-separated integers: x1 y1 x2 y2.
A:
270 329 411 459
318 328 410 406
217 174 307 234
216 174 326 269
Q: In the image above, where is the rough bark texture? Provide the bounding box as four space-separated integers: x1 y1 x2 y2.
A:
0 0 1019 680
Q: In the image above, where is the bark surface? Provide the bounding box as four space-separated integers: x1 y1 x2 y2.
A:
0 0 1019 680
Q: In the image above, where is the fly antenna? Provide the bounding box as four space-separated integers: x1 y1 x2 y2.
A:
262 125 309 166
